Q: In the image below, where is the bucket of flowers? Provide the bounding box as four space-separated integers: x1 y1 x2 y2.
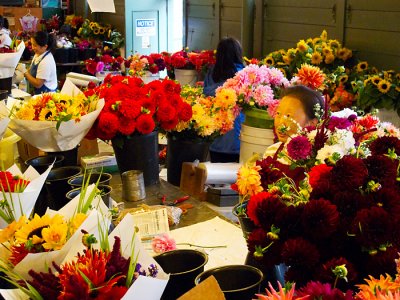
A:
127 52 166 83
84 54 127 81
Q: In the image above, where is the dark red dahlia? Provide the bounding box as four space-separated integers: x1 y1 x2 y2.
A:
363 245 398 279
281 237 320 268
247 192 285 230
364 154 398 187
369 136 400 156
286 135 313 160
331 155 368 191
301 199 339 240
246 228 282 268
351 206 393 249
315 257 358 288
275 204 304 240
296 281 354 300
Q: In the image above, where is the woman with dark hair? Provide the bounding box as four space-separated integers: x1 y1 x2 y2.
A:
0 15 11 48
24 31 57 94
203 37 245 162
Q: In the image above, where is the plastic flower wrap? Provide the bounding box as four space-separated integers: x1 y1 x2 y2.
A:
218 64 291 117
8 79 104 152
0 164 52 229
86 75 193 143
0 40 25 78
165 85 237 141
0 213 168 300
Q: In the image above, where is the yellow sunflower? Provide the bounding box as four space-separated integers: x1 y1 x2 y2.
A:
282 55 292 65
377 79 391 94
357 61 368 72
38 108 54 121
14 214 55 245
324 53 335 64
339 74 348 84
371 75 381 86
296 40 308 52
396 86 400 93
264 56 275 65
0 216 27 244
311 52 323 65
320 30 328 41
329 39 341 48
396 73 400 80
364 78 371 86
322 47 332 56
69 213 87 235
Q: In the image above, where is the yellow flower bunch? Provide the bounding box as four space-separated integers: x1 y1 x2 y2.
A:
128 54 147 77
171 85 237 140
0 213 87 252
13 92 98 129
77 19 111 39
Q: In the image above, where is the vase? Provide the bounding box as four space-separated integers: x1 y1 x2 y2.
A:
112 131 159 186
141 71 160 84
240 108 276 163
166 136 210 186
232 201 256 240
174 69 198 86
195 265 263 300
154 249 208 300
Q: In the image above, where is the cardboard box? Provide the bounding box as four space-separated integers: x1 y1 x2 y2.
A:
17 138 99 165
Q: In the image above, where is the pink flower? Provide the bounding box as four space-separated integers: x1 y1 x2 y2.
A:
96 61 105 73
151 234 177 253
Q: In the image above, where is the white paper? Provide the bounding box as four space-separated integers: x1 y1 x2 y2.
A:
0 101 9 139
0 164 53 229
168 217 248 270
0 42 25 78
0 289 28 300
122 276 169 300
8 80 105 151
87 0 115 13
199 162 241 184
11 89 30 99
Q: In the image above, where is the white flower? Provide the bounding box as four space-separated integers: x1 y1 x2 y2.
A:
329 129 355 151
316 144 346 164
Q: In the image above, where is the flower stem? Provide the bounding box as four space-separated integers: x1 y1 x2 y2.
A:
176 243 227 249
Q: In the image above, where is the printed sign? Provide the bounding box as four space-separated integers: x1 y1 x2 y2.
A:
136 18 156 37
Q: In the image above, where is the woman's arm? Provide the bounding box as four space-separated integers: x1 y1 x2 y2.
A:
24 70 45 88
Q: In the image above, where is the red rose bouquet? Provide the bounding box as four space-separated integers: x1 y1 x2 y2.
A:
86 74 193 142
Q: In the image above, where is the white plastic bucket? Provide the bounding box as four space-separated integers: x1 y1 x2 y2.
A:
141 71 160 84
239 124 275 163
174 69 198 86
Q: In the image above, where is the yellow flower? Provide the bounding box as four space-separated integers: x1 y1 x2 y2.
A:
282 55 292 65
297 40 308 52
329 39 341 48
69 213 87 234
339 74 348 84
236 164 263 196
322 47 332 56
371 76 381 86
313 37 321 44
38 108 53 121
377 79 391 94
320 30 328 41
264 56 275 65
396 73 400 80
357 61 368 72
15 105 35 120
0 216 27 244
311 52 323 65
337 48 352 61
215 89 236 108
42 222 68 250
287 48 297 57
14 214 54 245
324 53 335 64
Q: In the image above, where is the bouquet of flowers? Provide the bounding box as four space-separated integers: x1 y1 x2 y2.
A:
64 15 84 30
218 64 291 116
165 85 237 141
0 40 25 79
85 54 126 75
77 19 112 41
86 74 192 143
0 213 168 299
128 53 166 76
0 164 52 229
8 79 104 152
164 49 215 73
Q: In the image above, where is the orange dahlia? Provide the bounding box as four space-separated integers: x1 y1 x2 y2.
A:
296 64 326 90
355 274 400 300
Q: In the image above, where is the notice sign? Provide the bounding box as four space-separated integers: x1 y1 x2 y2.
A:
136 19 156 37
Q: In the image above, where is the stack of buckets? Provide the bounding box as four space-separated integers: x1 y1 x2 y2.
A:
0 129 21 169
239 108 275 163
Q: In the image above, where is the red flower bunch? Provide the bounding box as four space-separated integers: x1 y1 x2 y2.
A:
0 171 30 192
246 136 400 293
165 49 215 72
85 55 126 75
86 74 192 140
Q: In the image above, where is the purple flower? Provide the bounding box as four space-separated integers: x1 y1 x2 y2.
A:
96 61 105 73
327 116 352 131
287 136 312 160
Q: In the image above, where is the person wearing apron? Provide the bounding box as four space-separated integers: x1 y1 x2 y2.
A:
24 31 57 95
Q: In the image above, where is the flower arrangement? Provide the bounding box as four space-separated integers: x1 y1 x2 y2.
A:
128 53 166 76
64 15 84 30
77 19 111 40
85 54 126 75
165 49 215 72
12 92 98 129
40 15 61 32
353 69 400 115
164 85 237 141
86 75 193 142
0 171 30 192
218 64 290 116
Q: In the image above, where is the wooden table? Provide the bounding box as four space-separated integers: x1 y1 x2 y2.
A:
110 176 236 229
